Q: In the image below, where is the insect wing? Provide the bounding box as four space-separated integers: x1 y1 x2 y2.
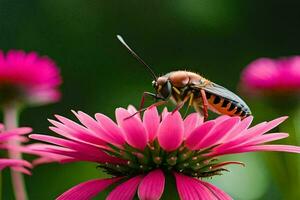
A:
200 82 250 111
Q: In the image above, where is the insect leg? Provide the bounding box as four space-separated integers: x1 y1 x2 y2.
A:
139 92 163 111
171 93 191 114
125 100 168 120
183 92 194 117
200 89 209 121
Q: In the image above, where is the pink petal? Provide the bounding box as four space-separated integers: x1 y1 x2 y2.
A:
0 127 32 142
257 116 288 135
236 144 300 154
116 108 148 150
209 144 300 156
12 166 32 175
138 169 165 200
32 157 61 166
214 115 231 124
107 176 143 200
127 105 141 120
74 111 125 146
161 108 169 120
213 116 288 154
157 112 184 151
94 112 125 145
200 181 232 200
174 173 229 200
29 134 106 157
48 119 106 148
183 113 203 139
29 143 122 164
185 121 215 150
244 133 289 145
55 115 92 135
212 121 268 153
196 117 240 150
57 177 122 200
0 159 32 170
143 106 160 142
221 116 253 143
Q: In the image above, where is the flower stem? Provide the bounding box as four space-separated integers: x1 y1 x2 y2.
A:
3 104 27 200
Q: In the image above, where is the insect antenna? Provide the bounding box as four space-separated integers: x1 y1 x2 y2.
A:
117 35 157 80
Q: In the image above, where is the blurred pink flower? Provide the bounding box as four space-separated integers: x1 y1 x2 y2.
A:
30 106 300 200
0 50 61 105
0 124 32 174
240 56 300 95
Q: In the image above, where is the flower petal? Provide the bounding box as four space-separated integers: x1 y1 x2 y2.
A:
116 108 148 150
48 119 106 148
161 108 169 120
185 121 215 150
174 173 230 200
183 113 203 139
138 169 165 200
200 181 232 200
0 128 32 142
196 117 240 150
236 144 300 154
212 116 289 154
209 144 300 156
57 177 121 200
0 159 32 170
73 110 125 146
143 106 160 142
158 112 184 151
29 134 106 157
214 115 231 124
257 116 288 135
29 143 122 164
107 176 143 200
95 112 125 145
244 133 289 145
221 116 253 143
127 105 141 120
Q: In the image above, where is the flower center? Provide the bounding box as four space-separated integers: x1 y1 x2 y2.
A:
99 140 234 178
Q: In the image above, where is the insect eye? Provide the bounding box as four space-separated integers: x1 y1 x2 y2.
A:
159 81 172 99
152 80 156 87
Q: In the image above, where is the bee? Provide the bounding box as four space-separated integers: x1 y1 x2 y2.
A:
117 35 251 120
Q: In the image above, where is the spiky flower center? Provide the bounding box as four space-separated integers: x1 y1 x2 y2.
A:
99 140 235 178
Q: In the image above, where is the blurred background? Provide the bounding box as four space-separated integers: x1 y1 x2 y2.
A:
1 0 300 199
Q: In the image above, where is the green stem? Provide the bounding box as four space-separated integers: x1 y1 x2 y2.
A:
3 104 28 200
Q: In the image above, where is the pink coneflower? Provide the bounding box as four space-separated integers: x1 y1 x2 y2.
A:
0 50 61 105
30 106 300 200
0 125 32 173
240 56 300 96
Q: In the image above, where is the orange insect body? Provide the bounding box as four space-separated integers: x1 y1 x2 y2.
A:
155 70 251 118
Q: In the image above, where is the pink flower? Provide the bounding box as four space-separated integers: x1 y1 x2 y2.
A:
240 56 300 96
0 50 61 105
0 124 32 174
30 106 300 200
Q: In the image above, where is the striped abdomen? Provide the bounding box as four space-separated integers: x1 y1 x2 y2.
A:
206 92 251 118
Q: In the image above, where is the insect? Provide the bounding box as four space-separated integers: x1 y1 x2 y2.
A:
117 35 251 120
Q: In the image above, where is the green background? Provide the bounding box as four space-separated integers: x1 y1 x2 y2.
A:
1 0 300 199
